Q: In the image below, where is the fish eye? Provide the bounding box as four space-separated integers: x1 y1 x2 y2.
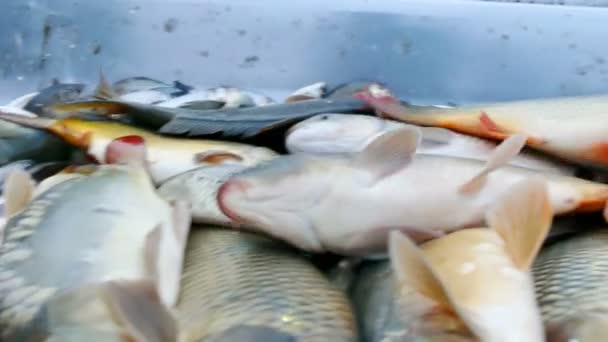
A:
320 115 328 120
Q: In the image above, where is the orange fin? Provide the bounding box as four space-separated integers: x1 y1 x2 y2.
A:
587 142 608 164
195 151 244 164
479 112 546 146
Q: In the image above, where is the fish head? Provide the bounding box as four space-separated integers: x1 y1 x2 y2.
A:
217 154 343 251
285 114 393 154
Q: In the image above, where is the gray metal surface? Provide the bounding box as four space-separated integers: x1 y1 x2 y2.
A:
1 0 608 105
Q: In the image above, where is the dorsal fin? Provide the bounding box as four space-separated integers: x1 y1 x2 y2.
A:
3 168 35 218
485 177 553 270
353 127 420 183
94 70 117 100
459 133 528 195
389 231 453 308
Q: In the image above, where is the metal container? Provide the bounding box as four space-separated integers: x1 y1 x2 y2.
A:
1 0 608 105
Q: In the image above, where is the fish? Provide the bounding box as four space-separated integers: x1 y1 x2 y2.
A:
0 112 277 184
0 142 191 338
285 82 327 102
533 227 608 341
158 164 249 226
0 129 71 166
174 227 357 341
49 97 371 137
286 113 576 175
387 177 551 342
157 86 272 108
350 259 474 342
24 83 85 116
217 127 608 254
12 280 177 341
325 81 381 99
111 76 174 96
355 85 608 169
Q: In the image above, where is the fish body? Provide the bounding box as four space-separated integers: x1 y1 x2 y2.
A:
0 164 190 338
12 280 177 341
158 87 272 108
286 82 327 102
175 227 357 341
112 76 173 96
286 114 575 175
0 129 70 166
24 83 85 116
387 178 550 342
6 92 39 109
158 164 248 225
218 128 608 254
0 114 277 184
358 89 608 168
533 228 608 341
119 89 173 105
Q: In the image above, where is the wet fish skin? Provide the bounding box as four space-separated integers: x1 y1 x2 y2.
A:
0 164 190 339
286 113 575 175
533 227 608 341
24 83 85 116
158 164 249 226
356 86 608 169
175 227 357 342
218 128 608 254
350 260 475 342
112 76 173 96
0 113 277 185
0 130 71 167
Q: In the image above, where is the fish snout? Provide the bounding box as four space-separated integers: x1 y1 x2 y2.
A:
217 179 251 223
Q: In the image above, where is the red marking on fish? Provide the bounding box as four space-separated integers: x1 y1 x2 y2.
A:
353 91 401 119
105 135 146 164
479 112 505 133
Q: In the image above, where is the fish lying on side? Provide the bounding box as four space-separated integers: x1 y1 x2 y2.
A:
533 227 608 341
95 73 192 106
158 164 249 225
218 127 608 255
387 177 551 342
49 96 371 137
0 141 191 338
6 92 39 109
24 83 85 116
157 86 273 109
286 113 576 175
112 76 175 95
12 280 177 341
285 82 327 102
355 85 608 169
175 227 357 342
0 113 277 184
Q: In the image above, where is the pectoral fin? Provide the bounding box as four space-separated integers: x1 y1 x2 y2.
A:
103 280 177 342
4 169 35 218
459 132 527 194
195 150 244 164
353 126 421 183
485 177 553 270
388 231 453 309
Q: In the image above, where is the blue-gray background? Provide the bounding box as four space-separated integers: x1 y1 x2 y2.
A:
1 0 608 105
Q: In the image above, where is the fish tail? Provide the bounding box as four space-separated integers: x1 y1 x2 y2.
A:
0 111 56 129
572 182 608 215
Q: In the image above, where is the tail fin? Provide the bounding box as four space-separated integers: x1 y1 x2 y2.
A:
0 111 56 129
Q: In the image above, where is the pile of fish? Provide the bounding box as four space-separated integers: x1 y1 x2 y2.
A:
0 74 608 341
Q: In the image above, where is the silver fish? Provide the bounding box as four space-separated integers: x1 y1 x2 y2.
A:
0 164 190 339
286 113 575 175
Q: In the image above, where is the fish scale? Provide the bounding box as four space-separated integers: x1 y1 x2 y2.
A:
175 228 357 342
532 229 608 335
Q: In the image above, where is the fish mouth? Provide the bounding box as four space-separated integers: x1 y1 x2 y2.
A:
217 179 251 224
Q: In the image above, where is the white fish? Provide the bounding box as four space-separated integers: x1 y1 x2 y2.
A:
158 87 273 108
218 127 608 255
286 114 575 175
285 82 327 102
389 177 551 342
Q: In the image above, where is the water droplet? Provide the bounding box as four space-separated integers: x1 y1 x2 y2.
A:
16 76 24 81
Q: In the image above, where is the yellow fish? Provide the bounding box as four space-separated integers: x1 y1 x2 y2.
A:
389 177 552 341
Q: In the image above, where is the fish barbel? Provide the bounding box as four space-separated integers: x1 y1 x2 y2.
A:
0 112 277 184
0 155 190 338
388 177 551 342
356 86 608 169
286 113 575 175
533 227 608 341
218 127 608 254
175 227 357 341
